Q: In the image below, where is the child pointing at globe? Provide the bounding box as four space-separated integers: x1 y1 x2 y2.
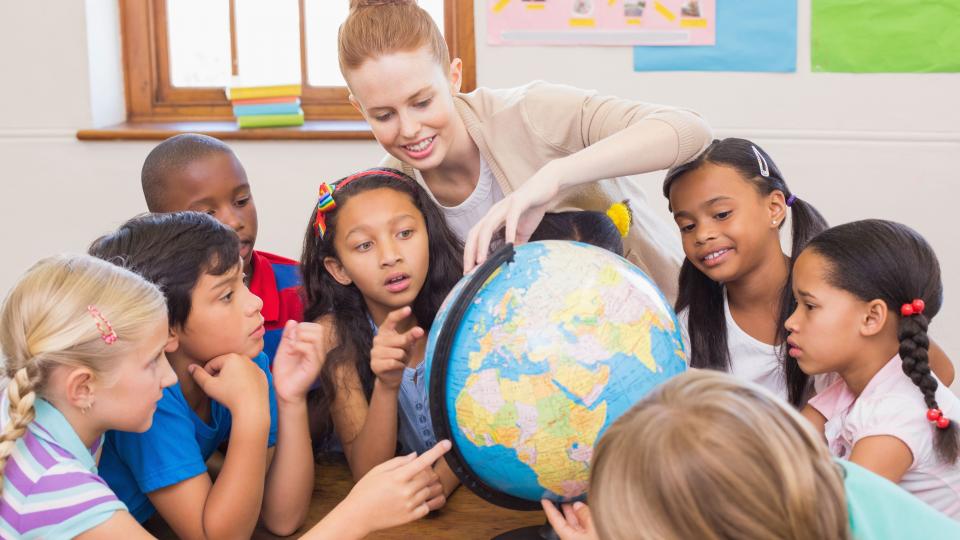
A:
300 168 465 506
299 168 653 510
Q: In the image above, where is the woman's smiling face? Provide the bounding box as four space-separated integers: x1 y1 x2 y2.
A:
346 47 463 172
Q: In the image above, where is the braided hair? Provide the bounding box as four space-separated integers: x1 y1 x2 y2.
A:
805 219 957 464
0 255 166 492
0 367 39 491
663 138 828 407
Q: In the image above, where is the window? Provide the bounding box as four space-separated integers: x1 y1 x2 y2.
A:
119 0 476 124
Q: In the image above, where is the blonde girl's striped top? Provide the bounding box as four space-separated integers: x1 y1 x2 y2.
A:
0 396 125 539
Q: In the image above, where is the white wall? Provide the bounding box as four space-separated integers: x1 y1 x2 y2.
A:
1 1 958 366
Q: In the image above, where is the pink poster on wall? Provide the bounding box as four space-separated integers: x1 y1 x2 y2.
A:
488 0 716 46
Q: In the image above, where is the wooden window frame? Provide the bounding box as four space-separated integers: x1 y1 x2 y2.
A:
118 0 476 123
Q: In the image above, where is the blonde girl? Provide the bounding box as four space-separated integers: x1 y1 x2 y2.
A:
544 370 960 540
0 255 176 539
0 254 454 539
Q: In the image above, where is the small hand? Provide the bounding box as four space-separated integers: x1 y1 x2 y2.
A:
412 464 446 512
371 307 423 391
272 320 328 403
464 164 561 273
341 440 453 535
542 500 599 540
189 353 269 419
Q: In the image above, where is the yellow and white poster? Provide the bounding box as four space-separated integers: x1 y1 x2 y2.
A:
488 0 715 46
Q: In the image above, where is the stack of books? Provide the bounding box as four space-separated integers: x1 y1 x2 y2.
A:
226 84 304 128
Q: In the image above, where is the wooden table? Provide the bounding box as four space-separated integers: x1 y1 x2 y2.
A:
150 455 548 539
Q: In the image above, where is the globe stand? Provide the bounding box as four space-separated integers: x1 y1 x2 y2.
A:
491 521 558 540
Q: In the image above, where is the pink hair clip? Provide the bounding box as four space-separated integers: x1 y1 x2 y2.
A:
87 305 118 345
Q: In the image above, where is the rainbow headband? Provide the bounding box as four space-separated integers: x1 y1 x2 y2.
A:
313 168 410 238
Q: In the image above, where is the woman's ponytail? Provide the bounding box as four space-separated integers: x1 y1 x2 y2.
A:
339 0 449 76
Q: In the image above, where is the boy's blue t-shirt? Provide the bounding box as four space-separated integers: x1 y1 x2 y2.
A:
98 352 278 523
842 460 960 538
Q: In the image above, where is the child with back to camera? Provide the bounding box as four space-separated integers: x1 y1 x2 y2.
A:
543 370 960 540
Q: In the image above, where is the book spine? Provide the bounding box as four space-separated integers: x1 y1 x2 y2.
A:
231 96 301 106
233 102 302 116
236 111 305 128
226 85 302 100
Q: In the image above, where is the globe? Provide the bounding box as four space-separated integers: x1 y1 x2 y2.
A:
425 240 687 512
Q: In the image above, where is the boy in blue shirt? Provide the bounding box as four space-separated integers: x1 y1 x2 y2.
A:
90 211 321 538
141 133 304 363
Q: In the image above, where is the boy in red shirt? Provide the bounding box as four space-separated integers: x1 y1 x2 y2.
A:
141 133 303 363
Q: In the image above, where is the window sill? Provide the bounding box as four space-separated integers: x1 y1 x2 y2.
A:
76 120 375 141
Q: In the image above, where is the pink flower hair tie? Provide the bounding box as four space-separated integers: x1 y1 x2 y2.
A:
87 305 118 345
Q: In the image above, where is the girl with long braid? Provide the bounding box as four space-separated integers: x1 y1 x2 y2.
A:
787 220 960 519
665 138 954 407
0 254 456 539
0 255 177 538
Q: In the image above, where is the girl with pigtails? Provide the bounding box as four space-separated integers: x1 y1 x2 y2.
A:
663 138 954 407
788 220 960 519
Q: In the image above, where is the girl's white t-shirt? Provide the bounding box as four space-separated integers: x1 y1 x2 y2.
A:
678 292 834 402
414 154 505 242
809 355 960 520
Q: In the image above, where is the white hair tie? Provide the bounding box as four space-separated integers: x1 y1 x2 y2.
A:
752 146 770 178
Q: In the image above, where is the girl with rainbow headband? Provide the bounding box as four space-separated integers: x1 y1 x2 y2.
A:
301 167 464 506
301 167 629 512
663 138 953 406
338 0 712 299
0 255 176 539
790 220 960 519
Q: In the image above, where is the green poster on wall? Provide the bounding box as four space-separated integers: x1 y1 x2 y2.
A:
812 0 960 72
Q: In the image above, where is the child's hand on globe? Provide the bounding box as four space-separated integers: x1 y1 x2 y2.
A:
371 307 424 390
542 500 599 540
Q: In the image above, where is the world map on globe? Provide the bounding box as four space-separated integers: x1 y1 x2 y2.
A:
426 241 687 509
